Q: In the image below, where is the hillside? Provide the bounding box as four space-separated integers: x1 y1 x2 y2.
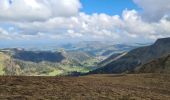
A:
66 51 92 62
89 37 170 74
135 54 170 73
13 50 66 63
0 74 170 100
0 52 21 75
0 52 9 75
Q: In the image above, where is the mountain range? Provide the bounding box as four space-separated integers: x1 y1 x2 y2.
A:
0 42 139 76
0 38 169 76
61 41 139 57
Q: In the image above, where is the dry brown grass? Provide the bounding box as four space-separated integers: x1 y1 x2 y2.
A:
0 74 170 100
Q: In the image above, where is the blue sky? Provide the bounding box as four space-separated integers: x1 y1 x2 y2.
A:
80 0 140 15
0 0 170 48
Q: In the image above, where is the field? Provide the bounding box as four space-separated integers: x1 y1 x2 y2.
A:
0 74 170 100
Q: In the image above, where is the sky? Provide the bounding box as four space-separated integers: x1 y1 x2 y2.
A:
0 0 170 48
80 0 140 15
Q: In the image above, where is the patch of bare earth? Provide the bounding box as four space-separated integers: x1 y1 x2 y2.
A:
0 74 170 100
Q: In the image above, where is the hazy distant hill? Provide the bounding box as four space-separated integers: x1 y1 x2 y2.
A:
61 41 138 57
89 37 170 74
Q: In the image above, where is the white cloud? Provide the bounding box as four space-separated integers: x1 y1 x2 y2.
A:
121 10 170 39
122 10 155 37
0 0 81 21
11 13 121 38
133 0 170 21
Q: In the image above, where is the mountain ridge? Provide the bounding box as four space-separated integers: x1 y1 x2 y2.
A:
88 37 170 74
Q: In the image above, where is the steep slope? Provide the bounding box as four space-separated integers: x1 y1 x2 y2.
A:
0 52 21 75
0 52 10 75
135 54 170 73
89 37 170 74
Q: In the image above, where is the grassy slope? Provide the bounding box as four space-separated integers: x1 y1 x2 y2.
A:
0 74 170 99
0 52 11 75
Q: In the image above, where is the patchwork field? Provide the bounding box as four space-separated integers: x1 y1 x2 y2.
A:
0 74 170 100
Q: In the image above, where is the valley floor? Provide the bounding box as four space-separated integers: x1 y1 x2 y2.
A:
0 74 170 100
